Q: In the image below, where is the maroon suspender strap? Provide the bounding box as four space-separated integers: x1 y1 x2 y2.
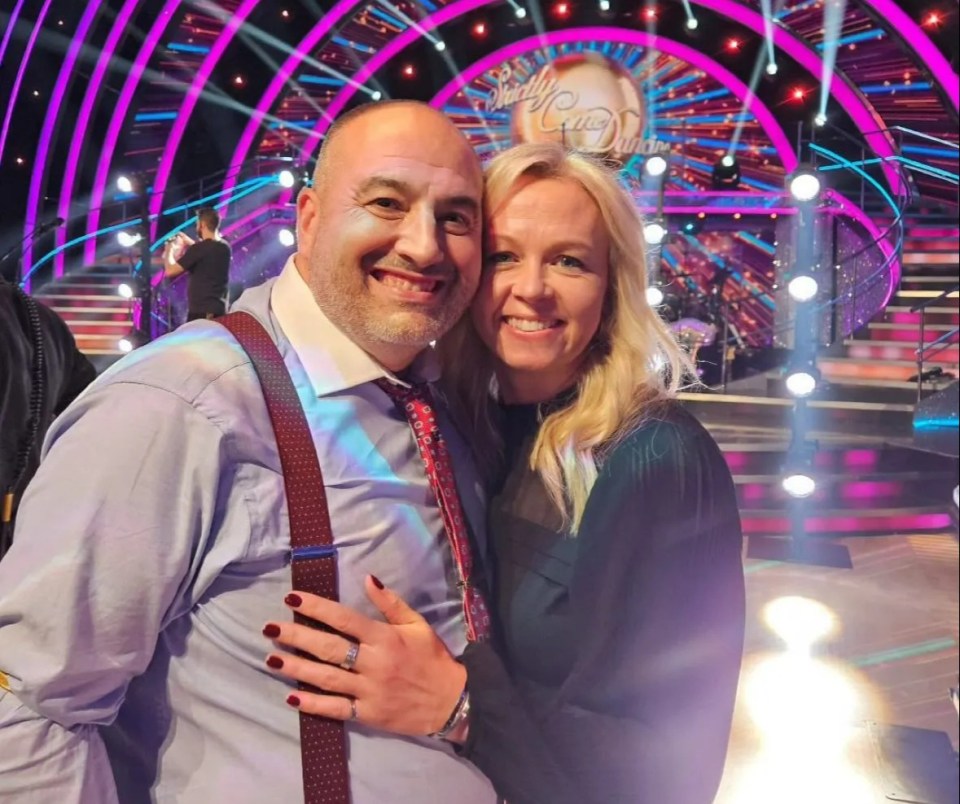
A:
217 311 350 804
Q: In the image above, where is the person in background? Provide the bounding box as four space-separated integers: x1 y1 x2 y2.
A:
0 277 95 556
262 143 746 804
162 206 232 321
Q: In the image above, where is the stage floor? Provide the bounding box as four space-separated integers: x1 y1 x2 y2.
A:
716 533 959 804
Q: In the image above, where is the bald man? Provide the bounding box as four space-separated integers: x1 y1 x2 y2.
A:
0 102 496 804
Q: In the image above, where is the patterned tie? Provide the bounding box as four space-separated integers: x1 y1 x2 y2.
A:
376 379 491 642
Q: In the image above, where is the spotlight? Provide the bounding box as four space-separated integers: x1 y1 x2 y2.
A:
765 61 778 75
763 596 837 651
711 154 740 189
679 216 703 235
402 64 416 78
117 282 135 299
515 7 527 17
785 367 819 398
788 169 822 202
278 228 296 248
787 274 819 302
685 16 698 29
646 286 665 306
599 0 610 9
643 7 657 21
278 169 295 188
782 471 816 498
726 38 740 52
553 1 571 18
472 21 487 36
644 155 668 177
233 75 245 87
643 221 667 245
371 90 382 101
116 175 134 194
118 328 149 354
117 231 142 248
434 40 446 52
814 113 827 127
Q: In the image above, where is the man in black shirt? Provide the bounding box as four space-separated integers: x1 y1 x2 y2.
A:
162 207 232 321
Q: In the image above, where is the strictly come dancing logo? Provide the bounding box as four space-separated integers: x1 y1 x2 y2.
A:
484 52 669 162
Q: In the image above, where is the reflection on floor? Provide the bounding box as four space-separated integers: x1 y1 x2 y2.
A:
717 533 959 804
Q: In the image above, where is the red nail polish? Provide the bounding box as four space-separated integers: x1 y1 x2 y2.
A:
266 655 284 670
285 593 302 607
262 624 281 638
287 694 301 707
370 575 384 590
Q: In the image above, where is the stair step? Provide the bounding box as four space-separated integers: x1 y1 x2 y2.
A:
48 307 131 322
893 288 960 299
37 293 128 303
862 324 957 342
844 340 959 363
820 356 959 383
902 252 959 266
67 321 135 335
884 307 959 326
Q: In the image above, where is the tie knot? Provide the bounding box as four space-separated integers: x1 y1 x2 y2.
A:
375 377 427 403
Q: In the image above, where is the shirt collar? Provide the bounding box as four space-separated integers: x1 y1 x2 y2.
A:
270 256 440 397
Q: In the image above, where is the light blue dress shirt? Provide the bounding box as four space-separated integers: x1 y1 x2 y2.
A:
0 260 496 803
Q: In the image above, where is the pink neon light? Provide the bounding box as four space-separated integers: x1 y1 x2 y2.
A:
54 0 142 279
22 0 100 286
0 0 54 175
149 0 260 239
84 0 182 267
0 0 27 68
219 0 362 208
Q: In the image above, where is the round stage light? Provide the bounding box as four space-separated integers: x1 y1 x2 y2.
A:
720 154 736 168
814 113 827 127
599 0 610 10
117 282 134 300
787 274 819 302
782 472 816 498
785 369 817 398
515 7 527 17
789 172 821 202
371 90 382 101
434 40 446 51
116 175 134 194
118 337 134 354
765 61 778 76
643 221 666 245
117 231 141 248
685 16 699 29
646 286 665 306
644 155 668 177
278 169 295 189
278 228 296 248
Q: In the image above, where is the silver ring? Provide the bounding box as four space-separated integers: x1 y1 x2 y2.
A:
339 641 360 671
349 698 359 721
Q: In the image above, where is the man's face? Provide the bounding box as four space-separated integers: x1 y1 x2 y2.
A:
296 106 483 370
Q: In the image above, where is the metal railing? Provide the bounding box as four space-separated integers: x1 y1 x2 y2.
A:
911 282 960 403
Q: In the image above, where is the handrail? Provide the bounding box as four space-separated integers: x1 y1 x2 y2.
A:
909 282 960 313
917 326 960 359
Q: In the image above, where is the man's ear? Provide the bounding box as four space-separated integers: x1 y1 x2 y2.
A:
296 187 319 257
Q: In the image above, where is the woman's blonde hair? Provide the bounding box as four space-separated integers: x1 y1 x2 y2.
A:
439 142 695 533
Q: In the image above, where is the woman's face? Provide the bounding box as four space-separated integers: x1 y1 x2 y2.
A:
471 176 610 404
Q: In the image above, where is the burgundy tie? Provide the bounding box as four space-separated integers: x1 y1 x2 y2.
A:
218 312 350 804
376 379 491 642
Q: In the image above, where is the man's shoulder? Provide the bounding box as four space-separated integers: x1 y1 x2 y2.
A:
95 319 256 407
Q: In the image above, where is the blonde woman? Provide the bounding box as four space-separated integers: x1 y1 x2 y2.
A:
262 143 745 804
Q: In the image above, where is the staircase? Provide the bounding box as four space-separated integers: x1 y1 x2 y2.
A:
821 217 960 390
33 262 134 368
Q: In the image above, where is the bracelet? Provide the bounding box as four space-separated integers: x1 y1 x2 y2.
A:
429 685 470 740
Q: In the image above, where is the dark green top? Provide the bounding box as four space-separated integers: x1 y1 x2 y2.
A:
461 399 745 804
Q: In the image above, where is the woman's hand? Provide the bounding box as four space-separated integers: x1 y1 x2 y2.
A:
261 575 467 737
